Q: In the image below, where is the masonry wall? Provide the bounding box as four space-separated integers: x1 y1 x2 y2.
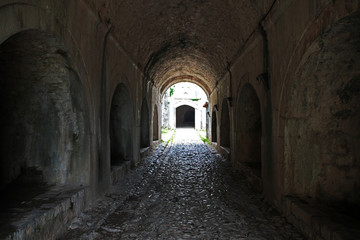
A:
1 0 359 238
0 0 145 197
264 0 360 208
215 0 360 216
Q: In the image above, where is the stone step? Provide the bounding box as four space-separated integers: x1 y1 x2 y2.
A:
1 185 89 240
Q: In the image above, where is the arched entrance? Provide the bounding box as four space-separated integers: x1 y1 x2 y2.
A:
237 84 262 177
153 105 159 140
220 99 230 148
110 84 133 166
0 30 90 188
176 105 195 128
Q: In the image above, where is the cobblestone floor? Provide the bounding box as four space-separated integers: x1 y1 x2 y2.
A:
61 128 304 240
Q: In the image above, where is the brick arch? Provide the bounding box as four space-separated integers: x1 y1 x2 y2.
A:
160 75 211 98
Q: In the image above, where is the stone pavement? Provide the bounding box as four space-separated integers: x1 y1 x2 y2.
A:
60 128 304 239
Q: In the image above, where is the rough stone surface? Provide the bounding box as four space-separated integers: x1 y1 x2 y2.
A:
60 129 303 239
83 0 273 91
284 10 360 206
0 29 90 187
0 185 88 240
1 1 360 239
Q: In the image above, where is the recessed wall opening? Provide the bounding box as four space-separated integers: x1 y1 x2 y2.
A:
153 105 159 140
176 105 195 128
110 84 133 166
237 83 262 178
284 10 360 211
140 98 150 148
0 30 90 207
212 111 217 143
220 99 230 148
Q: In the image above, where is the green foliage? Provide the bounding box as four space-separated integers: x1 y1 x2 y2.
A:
164 129 176 148
161 127 174 134
199 134 210 144
169 87 174 97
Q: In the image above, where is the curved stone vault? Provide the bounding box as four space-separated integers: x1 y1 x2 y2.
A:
85 0 273 93
0 0 359 239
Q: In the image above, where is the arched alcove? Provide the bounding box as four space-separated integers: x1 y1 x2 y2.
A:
153 105 159 140
0 30 90 188
212 111 217 142
176 105 195 128
110 84 133 166
220 99 230 148
236 83 262 176
140 98 150 147
284 10 360 207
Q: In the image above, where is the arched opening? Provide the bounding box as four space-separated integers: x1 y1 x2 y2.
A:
140 98 150 148
153 105 159 140
220 99 230 148
212 111 217 142
110 84 133 166
161 82 207 130
237 84 262 177
284 10 360 210
0 30 90 192
176 105 195 128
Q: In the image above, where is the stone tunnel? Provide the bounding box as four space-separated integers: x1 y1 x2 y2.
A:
0 0 359 239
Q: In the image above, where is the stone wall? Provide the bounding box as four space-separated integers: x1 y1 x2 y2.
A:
1 0 360 238
0 30 90 186
0 0 145 196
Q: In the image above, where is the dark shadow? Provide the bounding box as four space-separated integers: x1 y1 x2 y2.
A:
220 99 230 148
140 98 150 147
176 105 195 128
0 29 90 239
212 111 217 142
110 84 133 165
153 105 159 140
237 84 262 177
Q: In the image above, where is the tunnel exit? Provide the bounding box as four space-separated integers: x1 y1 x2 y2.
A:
161 82 207 130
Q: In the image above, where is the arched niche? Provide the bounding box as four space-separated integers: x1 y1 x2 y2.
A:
220 99 230 148
0 30 90 187
284 10 360 207
109 84 133 166
153 105 159 141
140 98 150 148
236 83 262 175
176 105 195 128
212 111 218 142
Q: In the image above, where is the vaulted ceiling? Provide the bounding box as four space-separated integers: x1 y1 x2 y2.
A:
84 0 273 94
